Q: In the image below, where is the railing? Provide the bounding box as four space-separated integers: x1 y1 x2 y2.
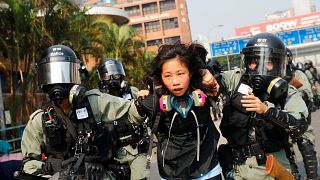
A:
0 124 26 153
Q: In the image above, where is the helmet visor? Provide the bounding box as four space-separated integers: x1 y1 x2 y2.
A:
241 47 287 77
37 60 81 86
98 61 125 79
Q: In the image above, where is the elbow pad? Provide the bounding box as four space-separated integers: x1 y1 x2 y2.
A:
262 108 308 139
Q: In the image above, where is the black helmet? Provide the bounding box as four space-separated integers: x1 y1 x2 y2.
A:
296 62 305 71
97 58 126 92
285 47 295 81
286 47 293 63
36 45 81 101
241 32 288 100
242 32 287 78
304 60 313 70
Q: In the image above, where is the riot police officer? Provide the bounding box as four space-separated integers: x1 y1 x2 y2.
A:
217 33 309 180
21 45 145 179
286 48 319 180
304 60 320 108
97 58 150 180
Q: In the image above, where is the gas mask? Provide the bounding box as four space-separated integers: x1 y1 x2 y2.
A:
159 89 206 118
246 74 288 101
241 33 288 101
97 58 127 95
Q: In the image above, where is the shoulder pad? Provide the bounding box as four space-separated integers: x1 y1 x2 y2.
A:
85 89 101 97
30 109 44 121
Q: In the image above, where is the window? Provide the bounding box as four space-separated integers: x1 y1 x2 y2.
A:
160 0 176 12
124 5 140 17
132 23 143 34
147 39 163 46
162 18 179 30
142 2 158 15
145 21 160 33
164 36 180 44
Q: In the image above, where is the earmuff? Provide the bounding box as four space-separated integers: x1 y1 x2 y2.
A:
159 89 206 113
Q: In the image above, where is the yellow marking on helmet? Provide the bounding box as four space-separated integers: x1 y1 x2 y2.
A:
267 77 281 94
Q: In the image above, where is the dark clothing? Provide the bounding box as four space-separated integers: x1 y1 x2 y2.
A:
142 95 220 179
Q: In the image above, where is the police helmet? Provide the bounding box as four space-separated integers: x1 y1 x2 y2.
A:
36 45 81 101
241 32 287 78
304 60 313 70
285 47 295 81
97 58 126 92
296 62 305 71
241 33 288 100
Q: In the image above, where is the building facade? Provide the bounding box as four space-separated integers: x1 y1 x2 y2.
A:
83 0 192 50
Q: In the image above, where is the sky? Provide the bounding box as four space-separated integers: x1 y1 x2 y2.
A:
186 0 320 42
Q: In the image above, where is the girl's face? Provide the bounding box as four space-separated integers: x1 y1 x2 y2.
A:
161 57 191 96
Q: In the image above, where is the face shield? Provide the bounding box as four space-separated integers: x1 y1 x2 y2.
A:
241 47 287 78
37 56 82 87
98 61 125 80
240 46 288 101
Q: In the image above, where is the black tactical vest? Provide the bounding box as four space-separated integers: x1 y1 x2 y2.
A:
220 78 287 153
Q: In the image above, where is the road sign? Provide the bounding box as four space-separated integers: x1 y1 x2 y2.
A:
276 30 300 45
210 40 240 56
299 26 320 43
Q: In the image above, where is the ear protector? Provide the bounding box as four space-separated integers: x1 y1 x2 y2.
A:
159 89 206 113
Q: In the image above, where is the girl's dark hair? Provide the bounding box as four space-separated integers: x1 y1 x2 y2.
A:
147 41 210 94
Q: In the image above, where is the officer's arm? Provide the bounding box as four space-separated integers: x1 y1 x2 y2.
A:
90 90 145 124
262 87 309 139
21 110 46 175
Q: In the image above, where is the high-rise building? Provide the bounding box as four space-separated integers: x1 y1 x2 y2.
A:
292 0 316 16
82 0 192 51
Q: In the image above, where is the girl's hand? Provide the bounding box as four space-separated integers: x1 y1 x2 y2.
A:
240 91 269 114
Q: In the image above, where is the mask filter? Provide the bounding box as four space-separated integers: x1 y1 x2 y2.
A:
47 84 71 102
159 89 206 118
267 77 288 100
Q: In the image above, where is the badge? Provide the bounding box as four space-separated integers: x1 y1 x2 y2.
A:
76 107 89 119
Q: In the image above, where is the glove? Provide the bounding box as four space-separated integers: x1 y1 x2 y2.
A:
85 162 104 180
42 157 63 175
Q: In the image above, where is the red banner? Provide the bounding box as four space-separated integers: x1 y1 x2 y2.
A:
235 11 320 36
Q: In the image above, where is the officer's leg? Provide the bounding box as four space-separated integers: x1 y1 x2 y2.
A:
297 138 319 180
129 153 150 180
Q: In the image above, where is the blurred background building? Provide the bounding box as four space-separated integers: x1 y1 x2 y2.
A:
80 0 192 51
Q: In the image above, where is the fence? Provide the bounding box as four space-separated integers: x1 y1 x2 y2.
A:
0 124 26 153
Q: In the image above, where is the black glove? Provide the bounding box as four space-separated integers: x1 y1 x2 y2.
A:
42 157 63 175
85 162 104 180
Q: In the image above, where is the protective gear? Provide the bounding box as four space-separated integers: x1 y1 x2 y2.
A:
97 58 126 93
286 47 295 81
296 62 305 71
304 60 313 70
297 138 318 180
37 45 81 102
241 32 288 101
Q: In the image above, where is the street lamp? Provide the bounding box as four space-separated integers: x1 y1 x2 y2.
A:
207 24 224 42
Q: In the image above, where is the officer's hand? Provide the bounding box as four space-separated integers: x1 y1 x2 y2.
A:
202 69 220 96
137 90 149 99
241 91 269 114
312 85 316 91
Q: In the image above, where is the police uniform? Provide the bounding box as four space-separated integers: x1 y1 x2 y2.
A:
220 70 308 180
21 89 144 176
97 58 150 180
21 45 145 179
218 33 309 180
305 67 320 96
292 69 319 179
